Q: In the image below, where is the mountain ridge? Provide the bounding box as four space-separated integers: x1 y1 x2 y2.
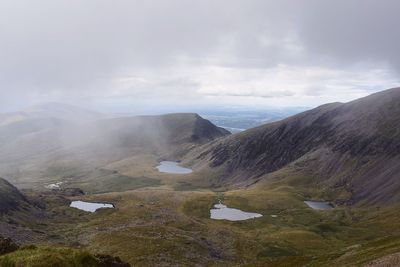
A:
189 87 400 204
0 112 229 189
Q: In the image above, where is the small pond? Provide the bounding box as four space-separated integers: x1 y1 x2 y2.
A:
210 203 263 221
304 201 334 210
156 161 193 174
70 201 114 213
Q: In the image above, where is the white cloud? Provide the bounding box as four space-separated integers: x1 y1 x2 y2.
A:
1 0 400 112
193 64 400 106
84 63 400 111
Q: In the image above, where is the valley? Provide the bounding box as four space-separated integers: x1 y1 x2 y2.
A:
4 172 399 266
0 89 399 266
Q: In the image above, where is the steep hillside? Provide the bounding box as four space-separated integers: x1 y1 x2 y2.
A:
192 88 400 204
0 178 50 244
0 178 28 214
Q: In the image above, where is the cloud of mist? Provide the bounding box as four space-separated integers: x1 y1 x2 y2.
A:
1 0 400 112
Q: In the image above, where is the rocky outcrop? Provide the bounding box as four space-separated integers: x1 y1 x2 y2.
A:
95 254 131 267
0 236 19 256
364 252 400 267
0 178 28 214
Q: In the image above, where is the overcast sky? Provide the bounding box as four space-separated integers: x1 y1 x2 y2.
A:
1 0 400 113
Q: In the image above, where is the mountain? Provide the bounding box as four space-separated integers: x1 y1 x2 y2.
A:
0 178 28 214
191 87 400 204
0 94 399 266
0 112 229 188
0 113 229 159
93 113 230 147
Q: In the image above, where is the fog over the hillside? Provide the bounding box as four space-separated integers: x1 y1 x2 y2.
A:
1 0 400 112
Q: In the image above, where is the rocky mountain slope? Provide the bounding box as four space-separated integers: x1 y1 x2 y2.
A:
191 87 400 204
0 178 30 214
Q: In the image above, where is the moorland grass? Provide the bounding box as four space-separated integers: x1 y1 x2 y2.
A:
7 163 400 266
0 246 98 267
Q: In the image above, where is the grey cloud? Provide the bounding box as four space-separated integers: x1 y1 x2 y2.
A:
0 0 399 111
297 0 400 70
203 90 294 99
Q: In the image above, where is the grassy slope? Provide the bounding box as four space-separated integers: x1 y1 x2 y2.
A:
3 156 399 266
0 246 98 267
34 177 400 266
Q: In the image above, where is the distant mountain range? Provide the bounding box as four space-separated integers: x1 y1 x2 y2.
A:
200 107 307 133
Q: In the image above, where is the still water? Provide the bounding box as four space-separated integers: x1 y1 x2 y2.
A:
70 201 114 212
156 161 193 174
210 203 263 221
